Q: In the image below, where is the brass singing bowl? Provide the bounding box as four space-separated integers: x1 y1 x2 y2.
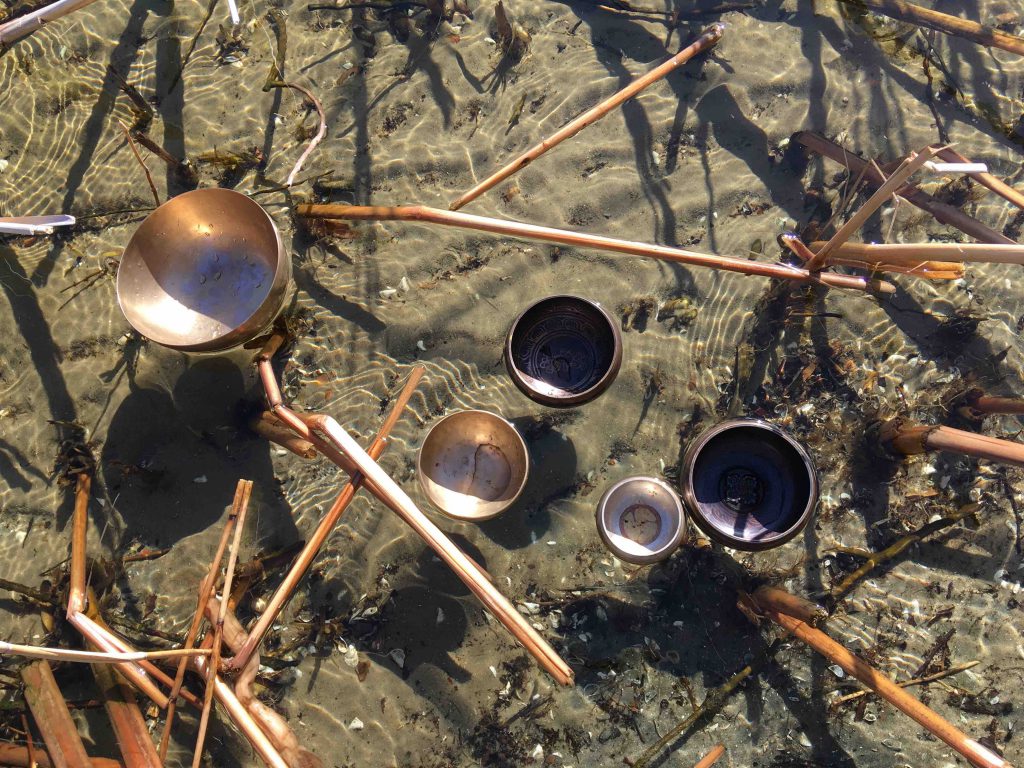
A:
417 410 529 521
116 188 291 352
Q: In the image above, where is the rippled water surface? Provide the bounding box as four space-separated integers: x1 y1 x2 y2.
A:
2 0 1024 765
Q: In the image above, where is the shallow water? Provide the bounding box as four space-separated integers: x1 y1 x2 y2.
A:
1 0 1024 766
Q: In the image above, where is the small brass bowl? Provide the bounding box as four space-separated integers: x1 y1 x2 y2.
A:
417 410 529 521
505 295 622 408
116 188 291 352
681 419 818 551
596 476 687 564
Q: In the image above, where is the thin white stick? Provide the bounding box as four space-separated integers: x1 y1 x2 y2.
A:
284 83 326 188
925 161 988 174
226 0 240 25
0 215 76 236
0 0 99 44
0 640 211 664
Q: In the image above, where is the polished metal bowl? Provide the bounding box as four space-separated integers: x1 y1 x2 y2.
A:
596 476 687 565
505 295 622 408
417 410 529 521
681 419 818 551
116 188 291 352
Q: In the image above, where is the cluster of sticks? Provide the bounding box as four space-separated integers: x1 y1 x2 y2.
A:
296 21 1023 297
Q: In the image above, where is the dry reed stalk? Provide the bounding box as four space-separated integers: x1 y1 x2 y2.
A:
961 390 1024 416
283 83 326 187
834 0 1024 57
66 475 168 708
880 420 1024 467
693 744 725 768
296 204 896 294
0 743 122 768
806 145 942 270
20 661 92 768
833 660 979 705
750 585 827 626
118 121 160 207
225 365 425 673
0 0 100 45
0 642 209 665
781 232 963 279
795 132 1015 245
935 148 1024 211
448 24 724 210
191 480 253 768
90 662 161 768
809 240 1024 265
158 508 239 761
758 607 1010 768
249 411 318 459
20 715 36 768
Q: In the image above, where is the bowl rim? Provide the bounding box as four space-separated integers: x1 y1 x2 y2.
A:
680 418 818 551
415 409 530 522
504 294 623 408
115 188 289 352
595 475 687 565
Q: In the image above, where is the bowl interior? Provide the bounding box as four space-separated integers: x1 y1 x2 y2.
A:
117 189 281 349
508 297 617 401
689 425 813 548
598 477 684 562
419 411 528 520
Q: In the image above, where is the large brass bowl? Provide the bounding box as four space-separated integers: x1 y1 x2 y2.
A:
116 188 291 352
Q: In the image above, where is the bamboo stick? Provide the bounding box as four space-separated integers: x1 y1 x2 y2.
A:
809 241 1024 265
0 642 210 665
224 365 425 673
295 204 896 294
759 608 1010 768
794 132 1015 245
693 744 725 768
90 662 161 768
192 480 253 768
833 660 979 705
0 744 123 768
806 145 941 270
448 24 724 210
0 0 100 45
834 0 1024 57
158 507 239 761
20 661 92 768
880 420 1024 467
935 148 1024 211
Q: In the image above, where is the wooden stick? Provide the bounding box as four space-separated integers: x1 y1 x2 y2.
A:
118 121 160 207
834 0 1024 57
807 145 941 270
20 715 37 768
795 132 1015 245
249 412 318 459
67 473 90 617
962 391 1024 416
831 502 979 599
880 420 1024 468
448 23 724 210
782 233 963 279
834 660 979 705
224 366 425 673
0 0 100 45
809 240 1024 265
20 661 92 768
296 204 896 294
0 743 122 768
759 608 1009 768
0 642 210 665
158 508 239 761
90 662 161 768
693 744 725 768
191 480 253 768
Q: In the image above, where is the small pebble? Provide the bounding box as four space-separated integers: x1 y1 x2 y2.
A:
349 717 364 731
193 475 208 483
